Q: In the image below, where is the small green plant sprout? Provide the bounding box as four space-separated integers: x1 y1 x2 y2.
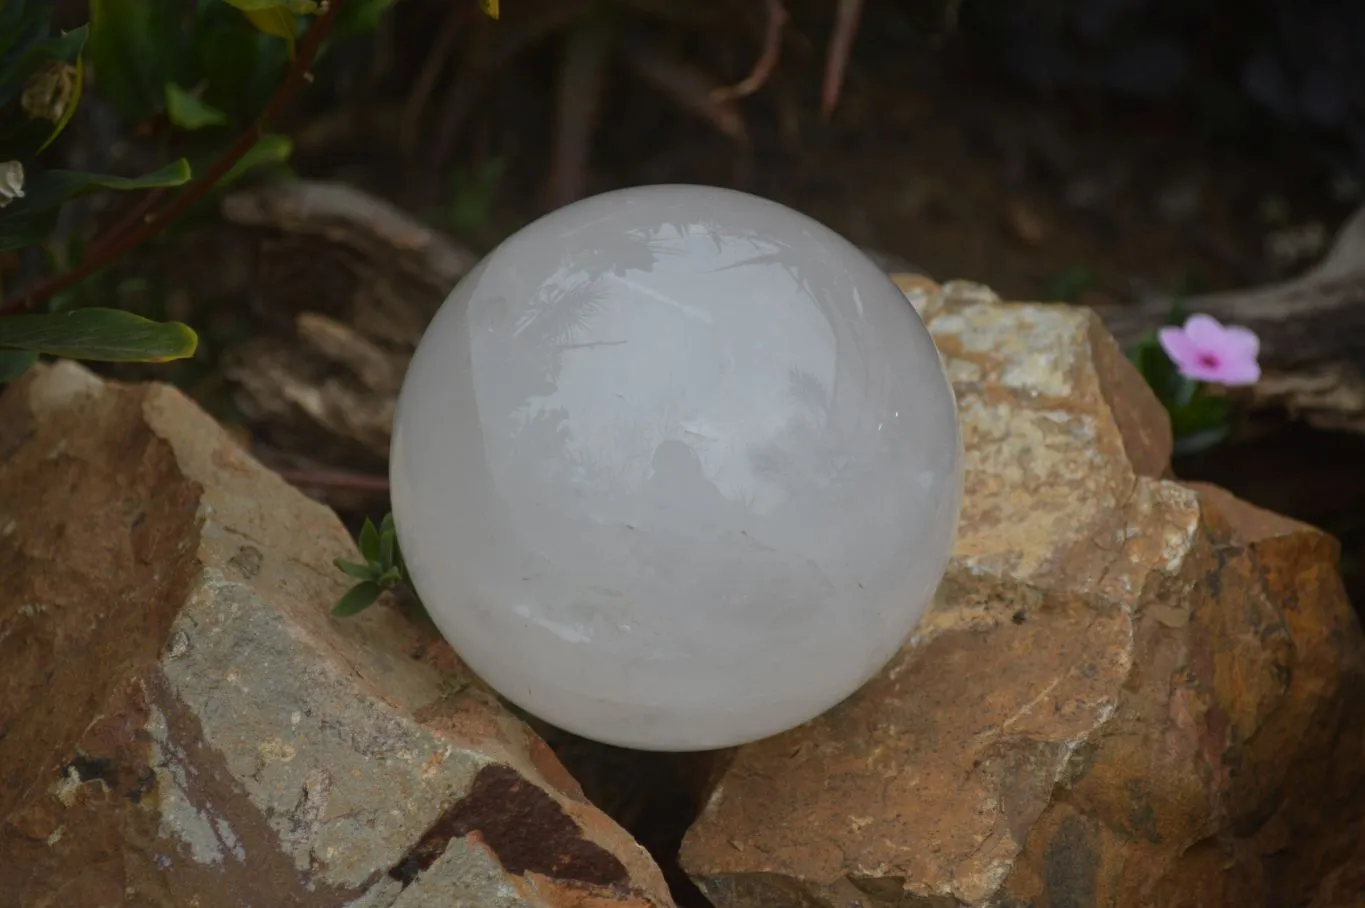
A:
1129 307 1261 456
332 513 407 617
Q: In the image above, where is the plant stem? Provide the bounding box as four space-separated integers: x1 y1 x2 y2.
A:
1 0 344 314
274 466 390 494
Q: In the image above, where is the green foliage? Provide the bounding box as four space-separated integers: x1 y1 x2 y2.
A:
0 0 325 382
0 307 198 361
445 158 506 234
0 0 498 384
0 160 192 252
164 82 229 129
1127 299 1232 456
333 513 410 617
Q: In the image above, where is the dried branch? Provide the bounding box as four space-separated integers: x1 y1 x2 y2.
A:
550 20 611 207
274 466 391 494
821 0 864 119
712 0 788 103
2 0 345 313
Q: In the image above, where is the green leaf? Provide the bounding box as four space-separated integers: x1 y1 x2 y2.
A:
221 0 319 11
1127 330 1182 408
358 517 381 563
224 2 300 59
180 2 286 120
1172 425 1230 457
332 581 383 617
0 1 51 68
218 133 292 187
0 350 37 382
0 23 87 158
336 0 400 35
0 308 198 362
1170 392 1230 439
479 0 500 19
164 82 228 129
1044 265 1092 304
333 557 378 582
380 512 395 535
88 0 193 121
379 527 395 568
0 160 192 252
0 20 86 108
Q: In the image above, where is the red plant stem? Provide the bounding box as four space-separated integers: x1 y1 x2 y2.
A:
2 0 344 313
821 0 863 119
85 187 168 258
712 0 788 103
274 466 391 494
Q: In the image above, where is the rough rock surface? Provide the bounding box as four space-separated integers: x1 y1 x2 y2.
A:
680 280 1365 907
0 361 673 908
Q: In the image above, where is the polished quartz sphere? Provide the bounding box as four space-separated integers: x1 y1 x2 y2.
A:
389 185 962 751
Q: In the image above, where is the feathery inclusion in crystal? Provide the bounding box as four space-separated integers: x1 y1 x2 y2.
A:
390 185 962 750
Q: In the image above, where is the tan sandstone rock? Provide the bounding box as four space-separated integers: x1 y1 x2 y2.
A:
680 281 1365 908
0 361 673 908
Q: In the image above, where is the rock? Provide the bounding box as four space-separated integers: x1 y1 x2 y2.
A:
0 362 673 908
679 281 1365 907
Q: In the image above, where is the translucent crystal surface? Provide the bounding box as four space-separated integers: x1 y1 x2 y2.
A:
390 185 962 751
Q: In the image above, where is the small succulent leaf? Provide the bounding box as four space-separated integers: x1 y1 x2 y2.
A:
479 0 500 19
0 159 191 252
379 527 395 567
0 350 38 382
332 581 382 617
358 517 381 563
380 512 395 535
333 557 378 582
164 81 229 129
376 566 403 587
0 308 198 362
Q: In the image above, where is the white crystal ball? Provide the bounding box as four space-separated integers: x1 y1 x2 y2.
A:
390 185 961 751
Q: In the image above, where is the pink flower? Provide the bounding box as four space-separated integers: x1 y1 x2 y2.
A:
1157 314 1261 386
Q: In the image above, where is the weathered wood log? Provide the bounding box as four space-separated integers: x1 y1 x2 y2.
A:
211 179 1365 478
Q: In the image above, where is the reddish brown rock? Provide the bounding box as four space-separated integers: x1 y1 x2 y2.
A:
680 281 1365 908
0 361 673 908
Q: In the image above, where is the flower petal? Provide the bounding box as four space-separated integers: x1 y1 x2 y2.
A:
1158 326 1201 370
1183 313 1226 348
1179 359 1229 383
1214 358 1261 386
1219 324 1260 361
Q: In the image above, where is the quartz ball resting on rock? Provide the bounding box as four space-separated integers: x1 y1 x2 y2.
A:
389 184 962 751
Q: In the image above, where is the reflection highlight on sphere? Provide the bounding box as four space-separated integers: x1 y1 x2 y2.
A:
390 184 961 750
